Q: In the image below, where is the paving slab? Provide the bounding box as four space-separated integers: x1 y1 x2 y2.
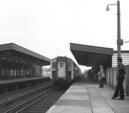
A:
46 83 129 113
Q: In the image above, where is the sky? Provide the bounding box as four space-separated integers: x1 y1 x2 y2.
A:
0 0 129 71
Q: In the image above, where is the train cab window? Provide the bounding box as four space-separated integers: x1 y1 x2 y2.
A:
68 62 71 69
59 62 64 67
52 62 56 69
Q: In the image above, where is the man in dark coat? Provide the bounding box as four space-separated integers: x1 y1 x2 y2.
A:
112 57 126 100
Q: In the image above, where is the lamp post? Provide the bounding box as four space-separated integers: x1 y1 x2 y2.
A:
106 0 123 59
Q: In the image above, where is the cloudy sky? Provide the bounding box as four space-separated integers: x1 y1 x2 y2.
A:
0 0 129 70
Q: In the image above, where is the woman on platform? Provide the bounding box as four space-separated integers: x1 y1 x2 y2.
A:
98 65 105 88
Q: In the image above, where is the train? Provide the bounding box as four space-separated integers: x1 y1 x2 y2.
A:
50 56 80 86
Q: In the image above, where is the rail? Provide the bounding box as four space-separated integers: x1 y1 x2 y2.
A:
4 86 57 113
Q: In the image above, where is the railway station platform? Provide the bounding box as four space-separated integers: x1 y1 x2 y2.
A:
0 76 50 94
46 82 129 113
0 77 50 108
0 76 49 85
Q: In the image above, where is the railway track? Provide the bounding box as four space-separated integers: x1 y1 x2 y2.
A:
4 86 65 113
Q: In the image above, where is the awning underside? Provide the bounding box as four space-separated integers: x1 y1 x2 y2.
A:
0 50 50 66
0 43 50 66
70 43 113 68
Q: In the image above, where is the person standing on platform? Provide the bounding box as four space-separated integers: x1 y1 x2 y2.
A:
98 65 105 88
112 57 126 100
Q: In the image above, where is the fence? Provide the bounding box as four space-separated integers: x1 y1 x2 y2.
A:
106 65 129 95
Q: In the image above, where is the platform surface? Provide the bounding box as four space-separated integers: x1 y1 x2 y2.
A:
46 83 129 113
0 76 48 85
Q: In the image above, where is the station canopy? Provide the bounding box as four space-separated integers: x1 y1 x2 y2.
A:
0 43 50 66
70 43 114 68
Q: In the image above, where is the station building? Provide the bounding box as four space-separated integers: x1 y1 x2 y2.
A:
0 43 50 79
70 43 129 68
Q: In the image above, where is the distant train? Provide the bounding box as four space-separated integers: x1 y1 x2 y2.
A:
50 56 80 86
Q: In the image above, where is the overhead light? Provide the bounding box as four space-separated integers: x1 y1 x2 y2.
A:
106 5 110 11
